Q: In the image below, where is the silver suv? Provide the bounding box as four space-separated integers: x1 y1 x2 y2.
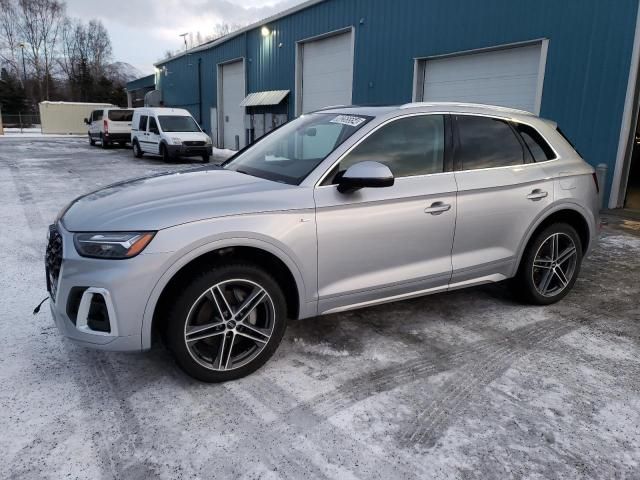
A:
46 103 600 382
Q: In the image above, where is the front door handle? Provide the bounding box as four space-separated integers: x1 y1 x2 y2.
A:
424 201 451 215
527 189 548 201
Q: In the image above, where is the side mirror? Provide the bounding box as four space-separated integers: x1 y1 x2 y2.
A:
337 161 394 194
84 118 89 125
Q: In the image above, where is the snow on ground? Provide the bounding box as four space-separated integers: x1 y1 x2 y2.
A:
1 138 640 479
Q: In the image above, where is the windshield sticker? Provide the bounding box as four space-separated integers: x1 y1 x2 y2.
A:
330 115 366 127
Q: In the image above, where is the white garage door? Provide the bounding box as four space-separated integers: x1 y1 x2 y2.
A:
301 31 353 114
221 60 245 150
422 44 544 113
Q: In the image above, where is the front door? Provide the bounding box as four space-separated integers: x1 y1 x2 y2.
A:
315 114 457 314
451 114 555 285
147 116 161 154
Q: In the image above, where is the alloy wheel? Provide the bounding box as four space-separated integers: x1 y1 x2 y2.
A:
531 232 578 297
183 279 275 371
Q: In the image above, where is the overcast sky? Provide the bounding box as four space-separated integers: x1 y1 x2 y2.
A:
64 0 306 75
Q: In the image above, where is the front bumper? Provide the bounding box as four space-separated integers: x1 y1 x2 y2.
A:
166 144 213 157
47 223 172 351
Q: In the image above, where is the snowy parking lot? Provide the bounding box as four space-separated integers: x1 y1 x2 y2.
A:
1 137 640 479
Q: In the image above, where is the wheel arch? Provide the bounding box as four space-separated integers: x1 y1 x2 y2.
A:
513 203 594 276
141 239 307 349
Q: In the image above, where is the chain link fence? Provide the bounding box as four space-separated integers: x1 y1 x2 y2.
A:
0 113 42 133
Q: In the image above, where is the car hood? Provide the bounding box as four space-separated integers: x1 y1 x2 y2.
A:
61 167 307 231
165 131 209 141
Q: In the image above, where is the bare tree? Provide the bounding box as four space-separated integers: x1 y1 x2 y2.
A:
58 17 112 100
17 0 66 100
0 0 22 81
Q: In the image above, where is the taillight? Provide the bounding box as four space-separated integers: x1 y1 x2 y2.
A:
592 172 599 194
103 119 108 134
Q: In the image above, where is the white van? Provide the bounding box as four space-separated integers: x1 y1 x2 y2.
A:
84 108 134 148
131 108 213 163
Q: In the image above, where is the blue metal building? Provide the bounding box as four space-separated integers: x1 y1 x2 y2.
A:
128 0 640 209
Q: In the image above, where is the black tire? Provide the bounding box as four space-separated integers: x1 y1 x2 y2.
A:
202 154 210 163
514 223 582 305
100 134 110 149
165 263 288 382
160 143 171 162
89 134 96 146
133 140 143 158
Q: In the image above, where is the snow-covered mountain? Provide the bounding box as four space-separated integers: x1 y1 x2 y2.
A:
106 62 145 84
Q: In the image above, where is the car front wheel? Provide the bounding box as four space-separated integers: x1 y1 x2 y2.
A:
166 264 288 382
515 223 582 305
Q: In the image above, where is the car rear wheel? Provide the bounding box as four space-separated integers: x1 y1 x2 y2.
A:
133 140 143 158
166 264 288 382
514 223 582 305
100 134 110 149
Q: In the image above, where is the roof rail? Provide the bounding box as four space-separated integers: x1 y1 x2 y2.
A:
399 102 535 116
309 104 352 112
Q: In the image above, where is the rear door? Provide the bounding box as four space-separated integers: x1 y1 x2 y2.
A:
107 109 133 136
450 114 555 285
89 110 102 138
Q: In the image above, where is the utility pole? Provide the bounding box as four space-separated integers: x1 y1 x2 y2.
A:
18 43 27 87
179 33 189 53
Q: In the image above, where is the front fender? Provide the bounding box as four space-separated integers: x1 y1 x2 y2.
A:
140 213 317 349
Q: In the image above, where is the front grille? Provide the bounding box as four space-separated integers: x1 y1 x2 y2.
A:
184 141 205 147
45 224 63 302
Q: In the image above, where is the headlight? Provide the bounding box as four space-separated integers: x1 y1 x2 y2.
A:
74 232 156 259
171 137 183 145
204 136 212 145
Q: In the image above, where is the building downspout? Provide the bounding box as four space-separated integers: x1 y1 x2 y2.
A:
198 58 203 125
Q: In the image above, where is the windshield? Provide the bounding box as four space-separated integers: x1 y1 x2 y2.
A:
108 110 133 121
158 115 201 132
223 113 371 185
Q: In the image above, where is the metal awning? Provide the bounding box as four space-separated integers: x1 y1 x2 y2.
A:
240 90 290 107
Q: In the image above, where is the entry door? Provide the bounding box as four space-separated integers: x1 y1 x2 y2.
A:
314 114 456 314
221 60 246 150
421 43 544 113
300 31 353 114
451 114 554 284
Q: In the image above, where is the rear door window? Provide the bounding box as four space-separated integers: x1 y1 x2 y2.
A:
108 110 134 122
455 115 524 170
513 123 555 162
138 115 148 131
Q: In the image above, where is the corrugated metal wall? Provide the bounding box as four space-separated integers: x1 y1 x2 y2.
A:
156 0 639 201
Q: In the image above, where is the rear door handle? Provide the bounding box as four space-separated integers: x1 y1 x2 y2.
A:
424 202 451 215
526 189 548 201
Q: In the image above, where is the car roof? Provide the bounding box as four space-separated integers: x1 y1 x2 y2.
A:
317 102 542 124
134 107 192 116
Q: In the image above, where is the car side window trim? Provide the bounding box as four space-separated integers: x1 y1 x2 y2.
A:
452 114 561 173
316 112 452 187
511 121 559 163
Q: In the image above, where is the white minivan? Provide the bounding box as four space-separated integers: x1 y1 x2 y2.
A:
85 108 134 148
131 108 213 163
